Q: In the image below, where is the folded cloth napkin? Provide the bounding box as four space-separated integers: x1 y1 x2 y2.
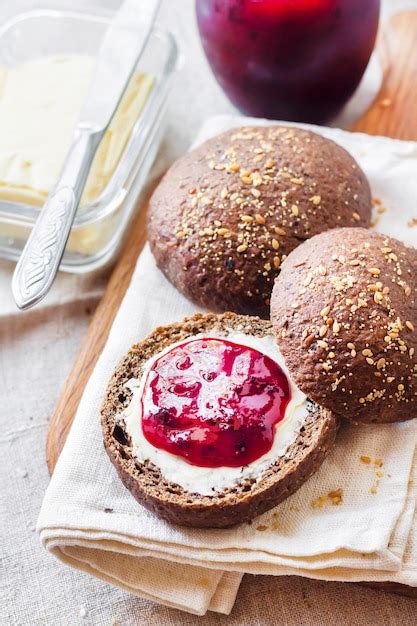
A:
38 117 417 615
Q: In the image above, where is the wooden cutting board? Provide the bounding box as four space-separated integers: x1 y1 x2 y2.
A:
46 10 417 599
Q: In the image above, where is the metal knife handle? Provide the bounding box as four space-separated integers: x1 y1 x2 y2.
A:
12 129 102 310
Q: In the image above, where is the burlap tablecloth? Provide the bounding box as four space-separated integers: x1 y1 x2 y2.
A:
2 0 417 624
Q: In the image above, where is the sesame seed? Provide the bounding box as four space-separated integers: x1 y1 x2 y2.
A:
217 227 229 236
272 238 280 250
333 321 341 333
366 357 375 366
377 358 386 370
387 377 395 383
328 351 335 358
359 397 365 404
220 188 228 199
347 342 355 350
405 286 411 296
368 267 381 276
291 302 299 309
291 205 299 216
237 244 248 253
362 349 373 357
214 220 222 227
410 348 415 357
251 188 261 198
319 325 328 337
321 305 331 317
310 195 321 205
241 175 253 185
274 227 286 236
352 212 361 221
227 163 240 172
374 292 383 304
241 215 254 223
406 321 414 331
273 257 281 269
318 340 328 349
255 214 266 225
303 273 313 287
398 384 405 391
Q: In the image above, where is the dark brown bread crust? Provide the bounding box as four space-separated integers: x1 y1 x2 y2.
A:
101 312 338 528
148 126 372 318
271 228 417 424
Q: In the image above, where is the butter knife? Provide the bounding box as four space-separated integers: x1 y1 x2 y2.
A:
12 0 160 310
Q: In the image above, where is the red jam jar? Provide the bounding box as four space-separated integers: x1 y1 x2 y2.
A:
196 0 380 123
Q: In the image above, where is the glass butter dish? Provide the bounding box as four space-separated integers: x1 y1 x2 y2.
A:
0 6 177 272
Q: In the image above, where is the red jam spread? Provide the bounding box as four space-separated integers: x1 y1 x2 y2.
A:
141 337 291 468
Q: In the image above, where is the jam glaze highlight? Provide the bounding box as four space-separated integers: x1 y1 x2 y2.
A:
141 337 291 468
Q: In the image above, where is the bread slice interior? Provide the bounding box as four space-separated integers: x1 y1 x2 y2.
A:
101 312 338 528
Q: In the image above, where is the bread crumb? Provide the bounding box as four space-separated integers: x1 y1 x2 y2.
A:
256 524 268 532
312 495 327 509
370 485 378 494
312 489 343 509
360 455 372 464
198 577 210 586
374 458 383 467
407 217 417 228
328 489 343 505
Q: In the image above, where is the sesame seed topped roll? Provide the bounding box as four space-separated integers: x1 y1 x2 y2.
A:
271 228 417 424
148 126 372 318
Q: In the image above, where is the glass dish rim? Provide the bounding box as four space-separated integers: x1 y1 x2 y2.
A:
0 6 178 229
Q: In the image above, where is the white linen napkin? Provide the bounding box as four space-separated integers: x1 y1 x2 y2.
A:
38 117 417 615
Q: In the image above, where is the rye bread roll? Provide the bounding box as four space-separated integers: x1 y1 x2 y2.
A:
271 228 417 424
148 126 372 318
101 312 338 528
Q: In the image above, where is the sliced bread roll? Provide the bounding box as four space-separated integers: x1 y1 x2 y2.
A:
101 312 337 528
